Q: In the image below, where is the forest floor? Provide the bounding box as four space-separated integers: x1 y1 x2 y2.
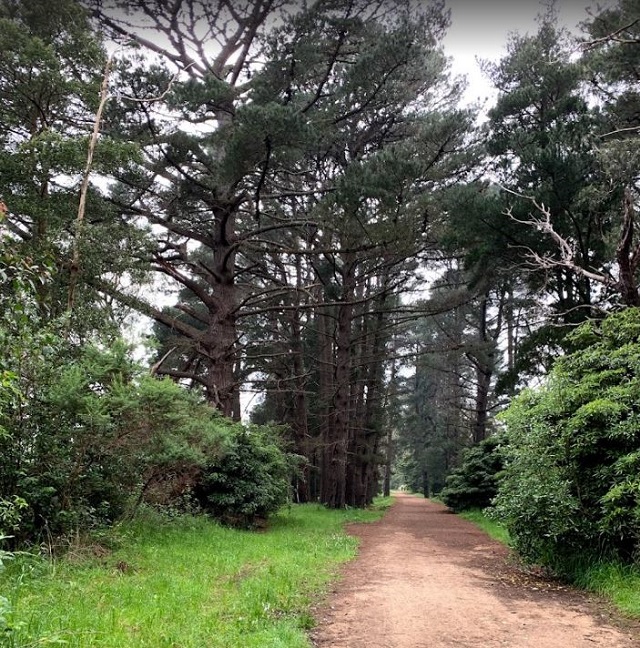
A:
310 493 640 648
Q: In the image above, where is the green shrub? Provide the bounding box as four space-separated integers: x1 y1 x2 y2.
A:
0 534 14 640
493 308 640 568
440 436 504 511
1 337 299 542
193 425 301 528
0 341 224 541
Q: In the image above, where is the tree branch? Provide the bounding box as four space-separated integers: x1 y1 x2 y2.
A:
68 53 115 316
582 18 640 50
92 278 202 340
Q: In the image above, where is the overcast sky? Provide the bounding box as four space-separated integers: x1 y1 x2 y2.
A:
441 0 616 106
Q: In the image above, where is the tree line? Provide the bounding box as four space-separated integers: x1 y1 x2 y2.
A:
0 0 639 550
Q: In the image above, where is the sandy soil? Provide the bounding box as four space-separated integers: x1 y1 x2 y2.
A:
310 493 640 648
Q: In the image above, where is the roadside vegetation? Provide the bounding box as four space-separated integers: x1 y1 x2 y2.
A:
0 498 393 647
457 510 510 546
441 310 640 619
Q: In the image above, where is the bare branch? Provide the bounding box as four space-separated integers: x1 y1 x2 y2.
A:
505 204 613 286
92 278 202 340
154 367 210 389
120 62 196 103
504 185 640 306
600 125 640 139
149 346 177 375
68 53 115 316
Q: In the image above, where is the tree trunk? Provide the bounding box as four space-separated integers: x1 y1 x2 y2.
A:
472 364 492 443
471 294 494 444
291 304 311 502
616 188 640 307
383 353 398 498
316 299 335 503
383 426 393 497
321 253 356 508
202 207 239 418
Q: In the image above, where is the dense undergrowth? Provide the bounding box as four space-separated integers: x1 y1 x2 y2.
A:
0 498 393 647
436 311 640 622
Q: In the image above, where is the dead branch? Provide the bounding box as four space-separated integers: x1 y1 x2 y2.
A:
149 346 177 375
67 53 115 316
506 203 613 286
600 125 640 139
504 187 640 306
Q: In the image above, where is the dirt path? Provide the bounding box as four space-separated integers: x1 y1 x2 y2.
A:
311 493 640 648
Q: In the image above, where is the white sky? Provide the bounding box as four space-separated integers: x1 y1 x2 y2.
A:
442 0 616 107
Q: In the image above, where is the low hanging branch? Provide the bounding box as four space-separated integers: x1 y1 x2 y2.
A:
504 187 640 307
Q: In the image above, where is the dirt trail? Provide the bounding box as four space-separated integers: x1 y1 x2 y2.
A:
311 493 640 648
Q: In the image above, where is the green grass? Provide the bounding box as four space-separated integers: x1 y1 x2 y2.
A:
456 508 510 545
577 561 640 617
1 498 393 647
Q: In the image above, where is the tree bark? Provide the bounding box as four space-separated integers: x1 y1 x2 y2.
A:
471 295 493 444
616 188 640 307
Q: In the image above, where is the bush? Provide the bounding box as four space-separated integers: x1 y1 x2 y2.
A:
1 338 299 542
493 308 640 568
0 341 225 541
193 425 301 528
439 436 504 511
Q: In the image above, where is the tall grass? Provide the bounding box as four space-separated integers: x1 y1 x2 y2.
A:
560 559 640 617
1 498 393 647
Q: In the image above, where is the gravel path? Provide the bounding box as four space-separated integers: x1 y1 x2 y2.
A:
311 493 640 648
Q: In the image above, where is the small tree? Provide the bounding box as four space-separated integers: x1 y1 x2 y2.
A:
193 425 300 529
440 436 504 512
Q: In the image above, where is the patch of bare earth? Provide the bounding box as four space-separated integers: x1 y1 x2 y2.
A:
310 493 640 648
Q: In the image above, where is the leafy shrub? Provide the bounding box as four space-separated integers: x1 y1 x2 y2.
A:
493 308 640 568
193 425 301 528
1 337 299 542
440 436 504 512
14 343 124 537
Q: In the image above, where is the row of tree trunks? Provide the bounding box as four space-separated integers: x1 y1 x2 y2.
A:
320 253 355 508
346 274 391 505
314 259 394 508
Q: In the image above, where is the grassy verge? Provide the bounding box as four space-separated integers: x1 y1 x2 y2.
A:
1 498 393 647
571 561 640 617
457 509 510 546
